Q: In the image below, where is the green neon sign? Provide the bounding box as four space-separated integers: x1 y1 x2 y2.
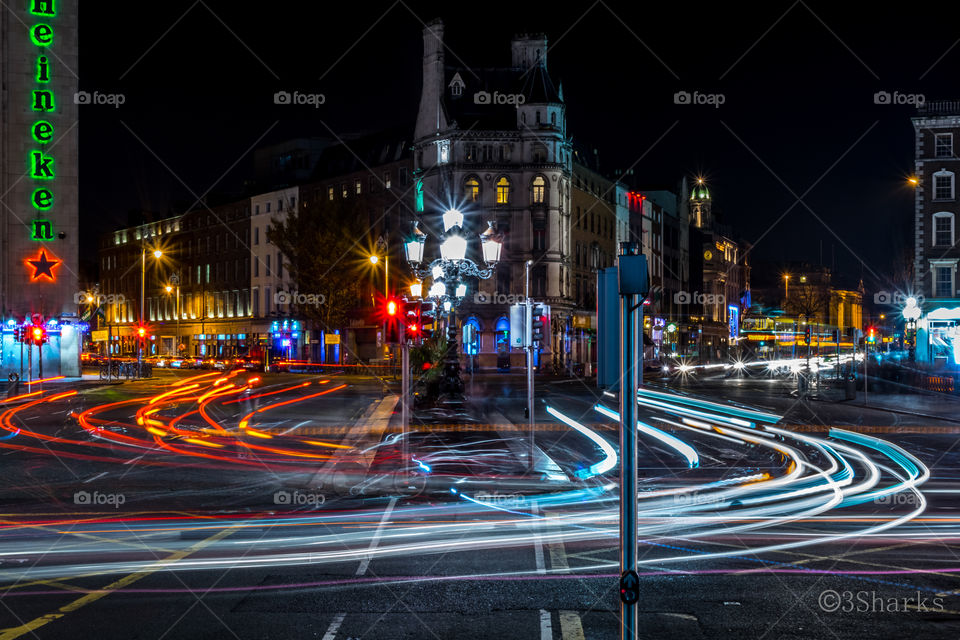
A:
37 55 49 82
31 89 54 112
31 188 53 211
31 121 53 144
29 0 55 17
29 151 54 180
30 24 53 47
30 219 53 240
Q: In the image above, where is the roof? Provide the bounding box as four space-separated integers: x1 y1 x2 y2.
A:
442 64 563 131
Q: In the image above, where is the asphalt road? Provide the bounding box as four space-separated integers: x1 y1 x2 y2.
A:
0 369 958 639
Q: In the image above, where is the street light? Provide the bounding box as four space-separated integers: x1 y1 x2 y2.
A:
140 246 162 369
404 212 502 400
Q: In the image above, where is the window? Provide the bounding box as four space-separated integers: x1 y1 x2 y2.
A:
936 266 953 297
384 172 391 189
437 140 450 164
254 258 259 277
266 254 271 277
415 179 424 212
532 176 545 204
464 177 480 202
532 145 547 163
205 264 210 283
534 229 545 251
291 196 296 208
399 167 408 185
276 252 282 278
935 213 955 247
496 177 510 204
278 199 283 212
341 183 348 198
254 227 259 245
550 112 557 127
327 186 334 201
465 144 478 162
936 133 954 158
355 178 362 195
369 175 377 193
265 202 271 213
934 171 955 200
254 204 260 215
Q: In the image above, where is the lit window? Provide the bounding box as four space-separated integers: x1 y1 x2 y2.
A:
532 176 545 204
415 179 424 212
437 140 450 164
465 177 480 202
496 177 510 204
327 186 334 201
384 172 392 189
355 178 362 195
935 266 953 297
341 183 348 198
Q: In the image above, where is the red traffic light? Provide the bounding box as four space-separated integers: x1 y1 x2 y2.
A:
138 327 146 337
30 326 46 346
387 299 398 316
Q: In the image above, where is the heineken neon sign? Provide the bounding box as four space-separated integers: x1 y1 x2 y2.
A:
28 0 57 262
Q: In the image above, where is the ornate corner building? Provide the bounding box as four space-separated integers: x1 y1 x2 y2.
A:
412 19 574 371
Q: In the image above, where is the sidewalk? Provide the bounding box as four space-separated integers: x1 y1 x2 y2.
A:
836 391 960 424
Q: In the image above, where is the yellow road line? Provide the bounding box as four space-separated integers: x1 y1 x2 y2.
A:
0 526 236 640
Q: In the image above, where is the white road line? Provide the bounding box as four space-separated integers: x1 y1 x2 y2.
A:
547 518 585 640
322 496 397 639
83 472 108 484
532 502 554 640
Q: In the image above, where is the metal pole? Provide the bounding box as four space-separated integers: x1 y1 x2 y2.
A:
526 260 534 471
401 339 409 479
139 248 145 370
864 339 869 406
176 284 181 356
619 259 639 640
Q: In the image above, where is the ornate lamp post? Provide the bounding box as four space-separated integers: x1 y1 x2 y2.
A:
404 214 502 402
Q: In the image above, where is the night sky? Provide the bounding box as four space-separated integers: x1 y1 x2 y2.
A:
80 1 953 293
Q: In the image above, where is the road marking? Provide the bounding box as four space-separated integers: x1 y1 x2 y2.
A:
82 472 108 484
322 497 397 640
531 503 553 640
0 526 236 640
546 525 585 640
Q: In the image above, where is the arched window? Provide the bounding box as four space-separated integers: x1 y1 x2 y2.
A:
934 212 956 247
464 177 480 202
496 177 510 204
531 176 546 204
550 112 557 126
934 170 955 201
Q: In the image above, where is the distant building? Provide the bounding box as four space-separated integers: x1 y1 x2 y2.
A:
912 101 960 367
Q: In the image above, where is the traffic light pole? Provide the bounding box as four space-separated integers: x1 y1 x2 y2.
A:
616 243 645 640
401 339 410 480
525 260 534 472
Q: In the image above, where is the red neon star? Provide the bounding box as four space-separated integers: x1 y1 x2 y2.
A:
27 250 60 281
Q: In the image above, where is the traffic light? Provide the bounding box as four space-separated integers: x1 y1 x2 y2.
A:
12 327 20 343
30 326 46 346
866 326 877 344
138 326 146 339
803 325 811 345
384 298 403 344
387 299 398 317
531 304 544 348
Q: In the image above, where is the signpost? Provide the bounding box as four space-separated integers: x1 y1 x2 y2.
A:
616 243 648 640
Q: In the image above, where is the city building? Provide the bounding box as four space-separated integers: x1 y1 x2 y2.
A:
1 0 81 378
912 101 960 367
411 20 574 371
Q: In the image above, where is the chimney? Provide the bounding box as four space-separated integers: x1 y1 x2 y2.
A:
414 18 448 141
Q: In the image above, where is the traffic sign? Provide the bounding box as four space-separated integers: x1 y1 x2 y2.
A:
619 570 639 604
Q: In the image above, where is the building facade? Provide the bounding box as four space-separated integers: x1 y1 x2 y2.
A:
1 0 80 378
913 101 960 367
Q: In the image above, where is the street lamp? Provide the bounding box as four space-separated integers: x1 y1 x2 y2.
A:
166 274 181 356
140 246 162 369
404 212 502 401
